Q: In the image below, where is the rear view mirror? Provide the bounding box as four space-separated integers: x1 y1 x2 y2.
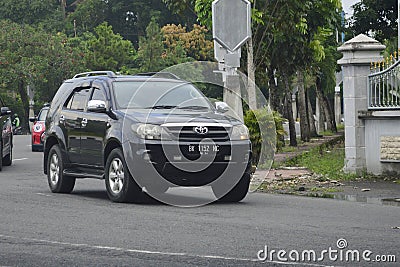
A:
87 100 106 113
215 101 229 113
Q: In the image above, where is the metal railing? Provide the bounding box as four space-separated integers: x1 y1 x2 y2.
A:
368 60 400 110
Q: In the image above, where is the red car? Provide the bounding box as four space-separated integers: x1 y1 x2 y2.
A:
30 106 49 152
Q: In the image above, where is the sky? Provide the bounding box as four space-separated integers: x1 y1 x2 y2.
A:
342 0 360 17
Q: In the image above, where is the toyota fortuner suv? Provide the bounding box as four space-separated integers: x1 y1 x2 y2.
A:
43 71 252 203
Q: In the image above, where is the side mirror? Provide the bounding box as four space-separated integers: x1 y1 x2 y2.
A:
87 100 106 113
215 101 229 113
0 107 11 116
29 116 37 122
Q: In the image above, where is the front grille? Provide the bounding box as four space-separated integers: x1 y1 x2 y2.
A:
166 125 230 141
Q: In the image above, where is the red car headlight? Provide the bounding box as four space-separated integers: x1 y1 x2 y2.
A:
33 123 44 133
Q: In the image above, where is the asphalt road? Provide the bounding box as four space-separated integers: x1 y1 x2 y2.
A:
0 136 398 267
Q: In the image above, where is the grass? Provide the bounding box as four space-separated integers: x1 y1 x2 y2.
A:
281 140 359 181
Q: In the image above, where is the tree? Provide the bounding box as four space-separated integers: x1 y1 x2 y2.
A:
0 20 85 126
161 24 213 61
82 22 136 71
0 0 64 32
349 0 397 42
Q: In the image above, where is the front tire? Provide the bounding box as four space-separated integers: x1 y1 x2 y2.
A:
47 145 75 193
212 173 251 203
3 142 12 166
105 148 144 203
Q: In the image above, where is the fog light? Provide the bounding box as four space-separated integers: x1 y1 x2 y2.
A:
173 156 182 161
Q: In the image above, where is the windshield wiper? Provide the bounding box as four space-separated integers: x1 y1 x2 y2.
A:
177 105 209 110
145 105 178 109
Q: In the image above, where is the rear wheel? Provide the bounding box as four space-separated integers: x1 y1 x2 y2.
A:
47 145 75 193
212 173 251 203
105 148 144 203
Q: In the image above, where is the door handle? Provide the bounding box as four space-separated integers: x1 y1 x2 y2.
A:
59 115 65 124
81 118 88 127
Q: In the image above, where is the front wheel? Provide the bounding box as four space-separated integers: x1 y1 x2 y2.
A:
3 143 12 166
105 148 144 203
212 173 251 203
47 145 75 193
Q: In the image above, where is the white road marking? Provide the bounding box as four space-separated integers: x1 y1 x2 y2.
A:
0 234 333 267
12 158 28 162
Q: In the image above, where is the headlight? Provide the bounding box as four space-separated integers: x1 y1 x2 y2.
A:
33 123 43 133
231 124 249 140
132 124 162 140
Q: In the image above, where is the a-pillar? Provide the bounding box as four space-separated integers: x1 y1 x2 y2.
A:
337 34 385 173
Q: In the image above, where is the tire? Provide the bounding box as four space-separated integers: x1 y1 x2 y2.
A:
3 142 12 166
0 142 3 172
212 173 251 203
47 145 75 193
105 148 144 203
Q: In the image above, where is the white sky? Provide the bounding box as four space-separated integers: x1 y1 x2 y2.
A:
342 0 361 17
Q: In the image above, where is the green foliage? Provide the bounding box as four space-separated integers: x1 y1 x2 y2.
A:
0 0 63 31
137 18 167 72
244 108 284 165
82 22 135 71
66 0 107 34
0 20 86 124
349 0 397 42
284 140 358 181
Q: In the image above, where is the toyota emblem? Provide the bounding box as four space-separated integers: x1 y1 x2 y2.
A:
194 126 208 135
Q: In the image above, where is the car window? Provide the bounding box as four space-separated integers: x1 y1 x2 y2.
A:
37 109 49 121
90 88 106 102
112 81 212 110
65 89 91 111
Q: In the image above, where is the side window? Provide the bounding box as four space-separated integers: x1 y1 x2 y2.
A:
64 88 91 111
90 88 106 102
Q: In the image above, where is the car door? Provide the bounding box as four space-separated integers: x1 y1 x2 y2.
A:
60 87 91 164
79 84 109 167
0 99 12 157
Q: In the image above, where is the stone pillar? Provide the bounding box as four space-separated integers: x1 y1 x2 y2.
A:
337 34 385 173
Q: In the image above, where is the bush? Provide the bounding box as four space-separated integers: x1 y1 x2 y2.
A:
244 108 285 165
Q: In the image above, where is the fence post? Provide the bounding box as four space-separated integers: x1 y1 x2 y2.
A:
337 34 385 173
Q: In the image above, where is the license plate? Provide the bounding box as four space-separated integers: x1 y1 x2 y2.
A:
187 144 219 155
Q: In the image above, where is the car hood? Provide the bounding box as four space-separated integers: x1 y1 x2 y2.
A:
116 109 242 126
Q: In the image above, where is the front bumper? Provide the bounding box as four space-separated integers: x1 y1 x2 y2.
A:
126 140 252 187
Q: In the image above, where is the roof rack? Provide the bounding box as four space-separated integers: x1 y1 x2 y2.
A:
73 71 117 79
133 72 181 80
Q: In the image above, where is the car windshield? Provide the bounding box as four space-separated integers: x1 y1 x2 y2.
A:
112 81 212 110
38 108 48 121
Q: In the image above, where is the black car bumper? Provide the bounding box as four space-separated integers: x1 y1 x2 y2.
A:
127 140 252 187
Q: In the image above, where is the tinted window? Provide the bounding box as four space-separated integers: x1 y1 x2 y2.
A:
65 89 91 111
90 88 106 102
112 81 211 110
37 108 49 121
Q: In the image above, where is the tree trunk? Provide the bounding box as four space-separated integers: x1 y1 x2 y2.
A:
297 71 310 142
307 90 318 137
247 38 257 110
316 77 337 133
284 75 297 146
17 80 29 128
